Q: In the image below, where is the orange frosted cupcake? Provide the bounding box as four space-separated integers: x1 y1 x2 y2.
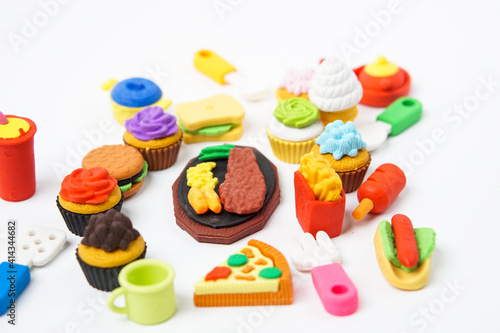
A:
56 168 123 236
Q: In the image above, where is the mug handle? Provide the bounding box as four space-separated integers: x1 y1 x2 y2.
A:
108 287 127 314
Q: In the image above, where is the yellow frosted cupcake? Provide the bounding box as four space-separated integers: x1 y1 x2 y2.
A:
311 120 371 193
266 98 324 164
76 210 146 291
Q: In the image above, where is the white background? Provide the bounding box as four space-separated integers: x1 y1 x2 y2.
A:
1 0 500 332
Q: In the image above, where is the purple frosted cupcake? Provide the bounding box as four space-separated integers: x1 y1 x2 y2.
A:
123 105 182 170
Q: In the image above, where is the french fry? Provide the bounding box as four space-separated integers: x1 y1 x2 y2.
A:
188 187 208 214
203 187 222 214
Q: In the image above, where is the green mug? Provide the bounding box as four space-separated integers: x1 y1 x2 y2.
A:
108 259 176 325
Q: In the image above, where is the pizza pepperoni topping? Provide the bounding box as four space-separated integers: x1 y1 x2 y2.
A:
240 248 255 258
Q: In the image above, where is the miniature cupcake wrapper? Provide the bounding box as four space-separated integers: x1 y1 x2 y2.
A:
56 193 124 237
336 155 371 193
266 129 317 164
76 246 147 292
124 132 182 171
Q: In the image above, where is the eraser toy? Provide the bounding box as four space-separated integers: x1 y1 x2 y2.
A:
56 167 124 236
176 94 245 143
193 239 293 307
102 77 172 125
123 105 183 171
352 163 406 221
1 225 66 316
294 153 345 238
289 231 357 316
76 210 147 292
266 98 324 164
308 57 363 125
275 68 314 102
289 231 341 272
354 56 411 107
311 263 358 316
194 50 269 102
82 145 148 199
0 112 37 202
294 171 345 238
311 120 371 193
172 145 280 244
356 97 423 151
374 215 436 290
108 259 176 325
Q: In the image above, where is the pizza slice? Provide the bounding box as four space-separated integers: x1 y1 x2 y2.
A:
194 239 293 306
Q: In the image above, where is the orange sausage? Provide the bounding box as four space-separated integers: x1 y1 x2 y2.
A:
392 214 419 269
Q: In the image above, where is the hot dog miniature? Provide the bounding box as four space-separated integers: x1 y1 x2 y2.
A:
374 214 436 290
352 163 406 220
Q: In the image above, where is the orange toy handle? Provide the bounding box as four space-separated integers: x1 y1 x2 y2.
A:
352 198 373 220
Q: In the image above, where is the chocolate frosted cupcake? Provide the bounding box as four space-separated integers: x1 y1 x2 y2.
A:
57 168 123 236
76 210 146 291
311 120 371 193
124 105 182 171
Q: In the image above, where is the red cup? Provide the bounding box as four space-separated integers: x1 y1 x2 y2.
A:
0 115 37 201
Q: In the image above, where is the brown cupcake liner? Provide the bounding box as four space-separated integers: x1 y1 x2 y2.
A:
337 154 371 193
124 133 182 171
56 193 124 237
76 246 147 292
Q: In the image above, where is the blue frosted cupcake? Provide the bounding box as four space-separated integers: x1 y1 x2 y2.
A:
311 120 371 193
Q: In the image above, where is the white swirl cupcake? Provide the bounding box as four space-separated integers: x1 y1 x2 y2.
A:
266 98 324 163
308 57 363 125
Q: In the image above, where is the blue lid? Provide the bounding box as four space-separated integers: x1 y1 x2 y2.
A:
111 78 162 107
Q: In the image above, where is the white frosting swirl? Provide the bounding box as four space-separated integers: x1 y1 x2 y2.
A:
308 57 363 112
266 117 324 142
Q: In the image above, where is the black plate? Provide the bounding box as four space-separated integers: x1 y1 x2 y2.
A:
177 148 275 229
